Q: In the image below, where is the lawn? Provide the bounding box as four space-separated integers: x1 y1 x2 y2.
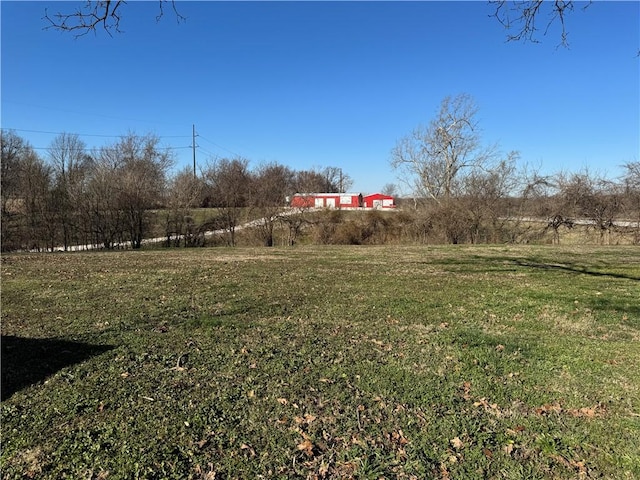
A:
1 245 639 479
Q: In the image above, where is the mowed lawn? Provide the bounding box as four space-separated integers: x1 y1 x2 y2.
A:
1 245 639 479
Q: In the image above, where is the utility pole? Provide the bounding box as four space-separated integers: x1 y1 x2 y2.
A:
192 124 197 178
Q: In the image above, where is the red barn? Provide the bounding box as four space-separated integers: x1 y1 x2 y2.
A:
290 193 396 210
290 193 363 209
363 193 396 209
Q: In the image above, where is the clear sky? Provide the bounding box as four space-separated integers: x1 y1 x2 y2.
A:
2 1 638 194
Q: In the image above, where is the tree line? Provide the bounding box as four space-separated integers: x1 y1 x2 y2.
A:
0 129 350 251
2 113 639 251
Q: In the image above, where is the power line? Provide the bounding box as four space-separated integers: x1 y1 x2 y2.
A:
6 125 246 160
197 145 219 158
3 127 191 139
198 134 243 158
3 100 188 128
29 145 192 151
5 127 243 158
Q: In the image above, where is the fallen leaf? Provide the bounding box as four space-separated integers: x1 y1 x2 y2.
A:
204 471 216 480
535 402 563 415
297 438 314 457
95 471 110 480
570 459 587 474
318 461 330 476
473 397 503 416
196 439 209 449
450 437 464 450
503 443 514 455
439 462 450 480
462 381 472 400
240 443 256 457
392 430 409 446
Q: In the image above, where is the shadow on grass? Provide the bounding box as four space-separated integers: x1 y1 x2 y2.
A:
513 259 640 281
1 336 113 401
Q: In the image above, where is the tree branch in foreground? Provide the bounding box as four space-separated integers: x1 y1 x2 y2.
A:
489 0 591 48
43 0 185 38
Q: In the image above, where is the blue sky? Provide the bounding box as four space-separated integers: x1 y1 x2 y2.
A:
2 1 638 194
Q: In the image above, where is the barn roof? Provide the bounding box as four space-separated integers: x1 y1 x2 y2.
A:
293 192 362 197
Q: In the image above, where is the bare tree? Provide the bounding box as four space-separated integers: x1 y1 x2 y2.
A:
48 133 90 250
391 94 498 203
20 151 54 251
84 150 124 249
460 152 520 243
1 132 58 250
293 167 352 194
381 183 398 197
623 161 640 191
203 157 251 246
115 133 173 248
1 131 53 251
165 168 204 247
589 178 622 245
558 170 622 245
622 161 640 243
43 1 185 37
48 133 88 184
519 173 572 245
84 133 172 249
249 162 295 247
1 130 29 223
321 166 353 193
279 208 314 247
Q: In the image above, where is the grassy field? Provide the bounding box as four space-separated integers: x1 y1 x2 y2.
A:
1 245 639 479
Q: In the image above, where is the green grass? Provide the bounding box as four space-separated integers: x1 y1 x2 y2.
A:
2 245 639 479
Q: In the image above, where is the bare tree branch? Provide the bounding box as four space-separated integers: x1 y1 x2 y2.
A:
44 1 124 37
156 0 186 24
489 0 591 48
43 0 185 38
